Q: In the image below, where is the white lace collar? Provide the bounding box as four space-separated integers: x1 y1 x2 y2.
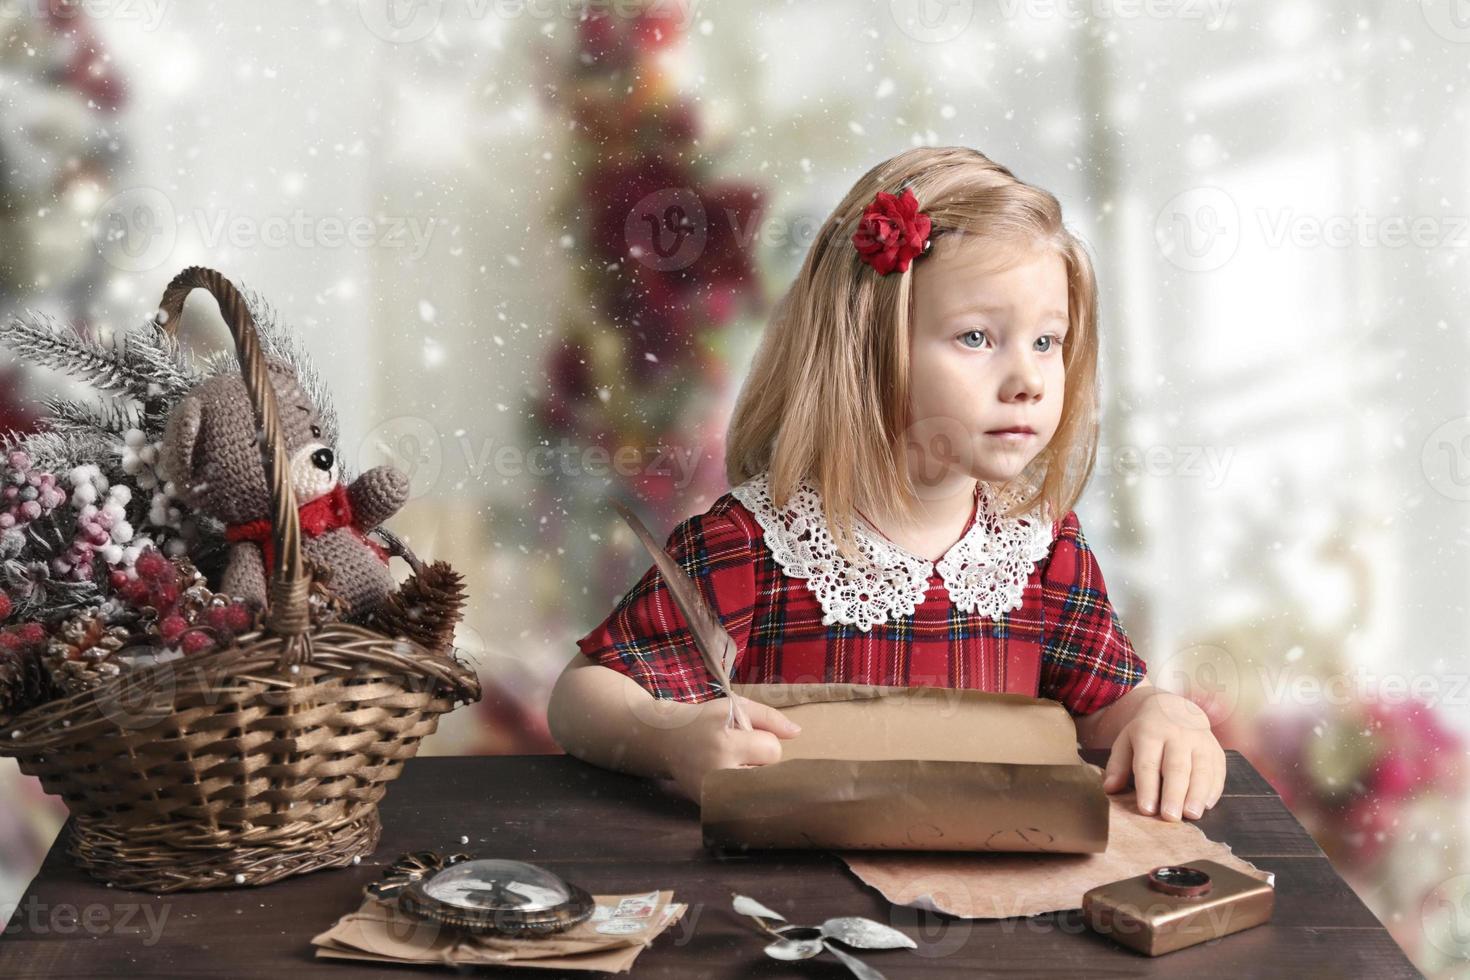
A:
730 471 1055 632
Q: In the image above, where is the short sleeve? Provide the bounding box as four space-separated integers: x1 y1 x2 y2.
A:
1037 510 1148 717
575 501 757 704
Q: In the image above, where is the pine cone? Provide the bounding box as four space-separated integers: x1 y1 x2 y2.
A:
367 561 467 656
44 609 133 695
0 624 60 718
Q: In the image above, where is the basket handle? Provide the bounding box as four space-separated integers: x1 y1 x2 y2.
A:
157 266 314 666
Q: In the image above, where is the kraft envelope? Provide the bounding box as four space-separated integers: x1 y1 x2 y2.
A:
701 683 1109 854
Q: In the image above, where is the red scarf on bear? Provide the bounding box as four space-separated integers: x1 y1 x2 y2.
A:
224 483 390 572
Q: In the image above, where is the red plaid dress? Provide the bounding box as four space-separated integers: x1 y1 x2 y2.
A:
576 472 1146 717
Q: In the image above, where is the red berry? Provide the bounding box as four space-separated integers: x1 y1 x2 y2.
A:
0 633 32 655
151 582 180 610
116 578 148 603
158 614 188 644
108 570 130 589
223 603 254 633
0 592 10 621
135 549 169 582
198 606 243 639
16 623 46 647
180 631 214 655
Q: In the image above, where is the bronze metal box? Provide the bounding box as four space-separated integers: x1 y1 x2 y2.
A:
1082 859 1274 956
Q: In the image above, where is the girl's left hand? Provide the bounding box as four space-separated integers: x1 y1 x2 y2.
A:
1101 690 1226 821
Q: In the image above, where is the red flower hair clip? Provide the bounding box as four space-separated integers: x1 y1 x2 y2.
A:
851 187 934 275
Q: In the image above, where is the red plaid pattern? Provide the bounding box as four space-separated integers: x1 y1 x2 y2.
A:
576 491 1146 717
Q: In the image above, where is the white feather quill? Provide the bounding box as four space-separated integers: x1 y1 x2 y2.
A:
612 498 753 731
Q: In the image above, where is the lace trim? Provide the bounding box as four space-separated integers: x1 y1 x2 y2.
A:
731 472 1055 632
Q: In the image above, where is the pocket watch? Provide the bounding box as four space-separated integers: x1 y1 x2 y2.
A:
366 850 595 937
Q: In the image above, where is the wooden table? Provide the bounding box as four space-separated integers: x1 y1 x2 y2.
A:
0 750 1422 977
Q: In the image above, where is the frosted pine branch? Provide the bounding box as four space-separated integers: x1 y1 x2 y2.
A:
2 311 156 399
41 393 142 437
122 317 203 399
0 427 30 455
5 428 119 473
196 348 239 378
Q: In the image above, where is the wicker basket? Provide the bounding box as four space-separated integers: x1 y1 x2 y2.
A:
0 267 481 893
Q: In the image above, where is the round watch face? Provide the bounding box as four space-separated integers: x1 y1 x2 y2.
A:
369 852 595 937
421 860 571 913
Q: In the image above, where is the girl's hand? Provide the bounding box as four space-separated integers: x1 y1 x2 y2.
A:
1101 690 1226 821
665 694 802 803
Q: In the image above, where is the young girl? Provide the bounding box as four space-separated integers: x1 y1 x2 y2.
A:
548 145 1225 824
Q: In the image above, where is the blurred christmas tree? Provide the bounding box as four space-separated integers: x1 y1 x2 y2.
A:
0 3 128 918
525 7 767 625
0 8 126 306
0 7 136 583
445 4 769 756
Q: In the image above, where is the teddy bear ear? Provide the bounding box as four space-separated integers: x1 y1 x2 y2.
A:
161 394 204 494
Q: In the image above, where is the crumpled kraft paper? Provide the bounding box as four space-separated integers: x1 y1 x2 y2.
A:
841 791 1274 919
703 683 1109 853
311 889 686 972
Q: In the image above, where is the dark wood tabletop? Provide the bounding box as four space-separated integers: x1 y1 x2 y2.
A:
0 749 1422 977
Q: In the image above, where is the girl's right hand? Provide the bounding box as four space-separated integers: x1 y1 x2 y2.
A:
666 694 802 803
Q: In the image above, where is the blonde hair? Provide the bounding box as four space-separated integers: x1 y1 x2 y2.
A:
725 145 1101 561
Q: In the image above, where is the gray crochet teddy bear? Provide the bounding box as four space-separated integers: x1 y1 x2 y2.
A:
161 359 410 620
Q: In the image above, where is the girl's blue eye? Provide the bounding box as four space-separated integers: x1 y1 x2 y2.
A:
959 330 1065 352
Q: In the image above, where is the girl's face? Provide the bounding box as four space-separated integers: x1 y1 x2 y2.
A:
905 235 1069 491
